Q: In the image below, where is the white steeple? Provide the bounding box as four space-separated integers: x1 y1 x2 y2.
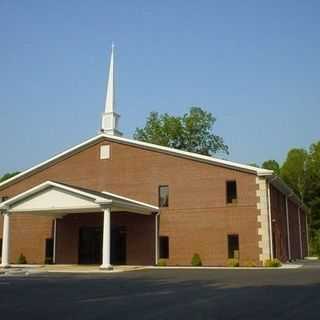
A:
101 43 122 136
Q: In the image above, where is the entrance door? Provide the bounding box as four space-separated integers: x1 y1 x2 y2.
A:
111 226 127 265
79 227 102 264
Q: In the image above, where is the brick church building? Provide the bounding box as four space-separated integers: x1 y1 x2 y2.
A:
0 46 308 268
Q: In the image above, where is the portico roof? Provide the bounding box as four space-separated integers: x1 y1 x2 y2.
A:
0 181 159 216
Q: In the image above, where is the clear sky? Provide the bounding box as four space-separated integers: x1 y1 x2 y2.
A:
0 1 319 175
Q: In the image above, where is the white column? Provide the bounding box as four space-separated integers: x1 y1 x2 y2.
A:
1 212 11 268
100 208 112 269
285 197 292 261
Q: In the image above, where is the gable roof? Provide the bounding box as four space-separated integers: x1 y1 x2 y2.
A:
0 180 159 214
0 133 272 191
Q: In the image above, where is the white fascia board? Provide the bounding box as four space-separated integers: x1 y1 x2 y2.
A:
266 175 306 210
102 191 159 212
0 180 111 210
100 134 273 176
0 135 104 189
0 133 273 190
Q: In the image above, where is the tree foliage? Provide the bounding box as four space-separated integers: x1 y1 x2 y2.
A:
133 107 229 156
280 149 308 201
261 143 320 256
0 171 20 183
262 160 280 175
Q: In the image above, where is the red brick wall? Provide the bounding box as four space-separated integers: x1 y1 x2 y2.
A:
270 184 307 261
56 212 155 265
270 185 290 262
0 137 260 266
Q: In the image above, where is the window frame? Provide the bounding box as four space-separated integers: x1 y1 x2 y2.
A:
158 185 169 208
226 180 238 204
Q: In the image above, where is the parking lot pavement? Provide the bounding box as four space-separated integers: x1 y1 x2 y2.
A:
0 261 320 320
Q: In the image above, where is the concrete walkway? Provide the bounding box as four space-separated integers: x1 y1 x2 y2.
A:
0 265 146 276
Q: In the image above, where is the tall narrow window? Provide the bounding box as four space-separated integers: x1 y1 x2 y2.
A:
0 238 2 257
228 234 239 259
226 181 237 204
159 185 169 207
159 236 169 259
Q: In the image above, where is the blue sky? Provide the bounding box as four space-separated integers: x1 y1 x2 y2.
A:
0 1 319 175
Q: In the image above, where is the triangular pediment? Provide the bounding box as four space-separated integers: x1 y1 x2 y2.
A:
10 186 101 213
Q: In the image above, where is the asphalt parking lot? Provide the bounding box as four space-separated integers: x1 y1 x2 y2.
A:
0 261 320 320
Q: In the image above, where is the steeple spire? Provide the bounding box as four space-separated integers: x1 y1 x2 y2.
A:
101 43 122 136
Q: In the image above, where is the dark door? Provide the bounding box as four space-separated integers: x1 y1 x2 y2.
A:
79 227 102 264
111 226 127 265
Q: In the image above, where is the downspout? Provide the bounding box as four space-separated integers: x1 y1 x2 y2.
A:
266 180 274 260
306 211 310 257
285 196 292 261
53 219 57 264
154 212 160 266
297 206 303 259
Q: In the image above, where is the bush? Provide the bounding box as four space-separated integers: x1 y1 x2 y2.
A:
227 259 240 267
17 253 27 265
242 260 257 268
157 259 167 267
191 253 202 266
264 259 281 268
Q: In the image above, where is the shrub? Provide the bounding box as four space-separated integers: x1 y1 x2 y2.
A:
264 259 281 268
242 260 257 268
17 253 27 265
191 253 202 266
227 259 240 267
157 259 167 267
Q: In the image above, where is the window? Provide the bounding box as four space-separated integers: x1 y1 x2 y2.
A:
159 185 169 207
0 238 2 257
226 181 237 204
159 236 169 259
228 234 239 259
45 238 54 264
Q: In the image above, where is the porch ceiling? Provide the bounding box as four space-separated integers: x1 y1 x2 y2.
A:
0 181 159 217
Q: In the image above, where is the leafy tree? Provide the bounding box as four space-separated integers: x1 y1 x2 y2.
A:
280 149 308 202
262 160 280 175
133 107 229 156
248 163 260 168
305 142 320 244
0 171 20 183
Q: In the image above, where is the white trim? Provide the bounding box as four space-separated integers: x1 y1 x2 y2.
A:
285 196 292 261
102 191 159 211
0 134 273 190
0 181 110 210
0 181 158 216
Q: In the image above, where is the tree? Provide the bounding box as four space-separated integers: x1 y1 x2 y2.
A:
280 148 308 202
262 160 280 175
305 142 320 247
248 163 260 168
0 171 20 183
133 107 229 156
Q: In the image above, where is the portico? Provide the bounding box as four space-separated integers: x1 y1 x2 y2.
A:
0 181 159 269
